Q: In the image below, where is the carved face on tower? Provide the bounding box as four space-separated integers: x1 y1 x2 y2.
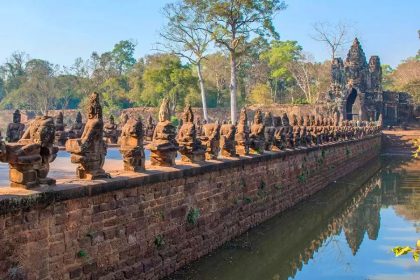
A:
109 115 115 125
88 92 102 120
158 98 171 122
13 110 21 124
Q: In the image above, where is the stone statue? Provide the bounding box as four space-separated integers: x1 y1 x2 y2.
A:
147 98 179 166
286 126 294 148
54 112 68 146
145 115 156 141
304 115 311 127
104 115 119 144
68 112 85 139
263 112 275 151
1 116 58 188
377 113 383 128
310 115 316 126
220 122 237 157
249 109 265 154
293 126 301 147
273 116 285 151
119 117 145 172
66 92 109 180
177 104 205 163
292 114 299 126
282 113 290 127
120 113 129 127
6 109 25 143
299 115 305 126
196 116 203 137
235 108 250 156
200 122 221 160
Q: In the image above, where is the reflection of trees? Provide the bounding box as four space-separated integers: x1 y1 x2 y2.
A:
380 158 420 232
167 159 384 280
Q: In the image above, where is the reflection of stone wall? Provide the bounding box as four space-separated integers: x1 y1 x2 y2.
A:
0 135 381 279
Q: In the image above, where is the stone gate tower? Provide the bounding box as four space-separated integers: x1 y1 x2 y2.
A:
323 38 384 121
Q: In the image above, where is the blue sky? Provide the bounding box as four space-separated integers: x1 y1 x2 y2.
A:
0 0 418 68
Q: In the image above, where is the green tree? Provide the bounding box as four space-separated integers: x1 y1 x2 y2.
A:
159 2 212 121
381 64 394 90
100 76 131 116
261 40 302 101
112 40 137 75
0 52 28 99
390 58 420 103
141 54 198 111
127 58 145 105
202 52 230 107
187 0 286 122
248 83 272 105
54 74 82 109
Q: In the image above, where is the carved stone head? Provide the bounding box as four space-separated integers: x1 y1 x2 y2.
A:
282 113 290 126
147 114 154 125
76 111 82 123
263 112 273 127
254 109 263 124
88 92 102 120
56 112 64 125
182 104 194 123
158 98 171 122
239 107 248 125
273 116 282 127
299 115 305 126
122 117 143 138
292 114 298 126
13 109 21 124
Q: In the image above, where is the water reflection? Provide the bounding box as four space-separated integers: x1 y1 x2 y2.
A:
166 157 420 280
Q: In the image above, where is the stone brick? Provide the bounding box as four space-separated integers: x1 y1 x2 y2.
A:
0 136 380 279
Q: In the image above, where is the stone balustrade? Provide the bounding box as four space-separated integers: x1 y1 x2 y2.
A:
0 95 382 189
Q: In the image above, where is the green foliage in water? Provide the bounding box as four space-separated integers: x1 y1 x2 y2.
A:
297 173 307 183
154 235 165 249
392 240 420 262
346 147 351 157
244 197 252 204
77 250 88 258
187 208 200 225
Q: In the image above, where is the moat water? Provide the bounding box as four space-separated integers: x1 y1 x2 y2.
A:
165 157 420 280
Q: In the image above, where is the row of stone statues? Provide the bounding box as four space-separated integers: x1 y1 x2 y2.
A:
0 93 381 189
5 109 157 147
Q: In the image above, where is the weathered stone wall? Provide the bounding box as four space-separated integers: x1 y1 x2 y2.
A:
0 135 381 280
